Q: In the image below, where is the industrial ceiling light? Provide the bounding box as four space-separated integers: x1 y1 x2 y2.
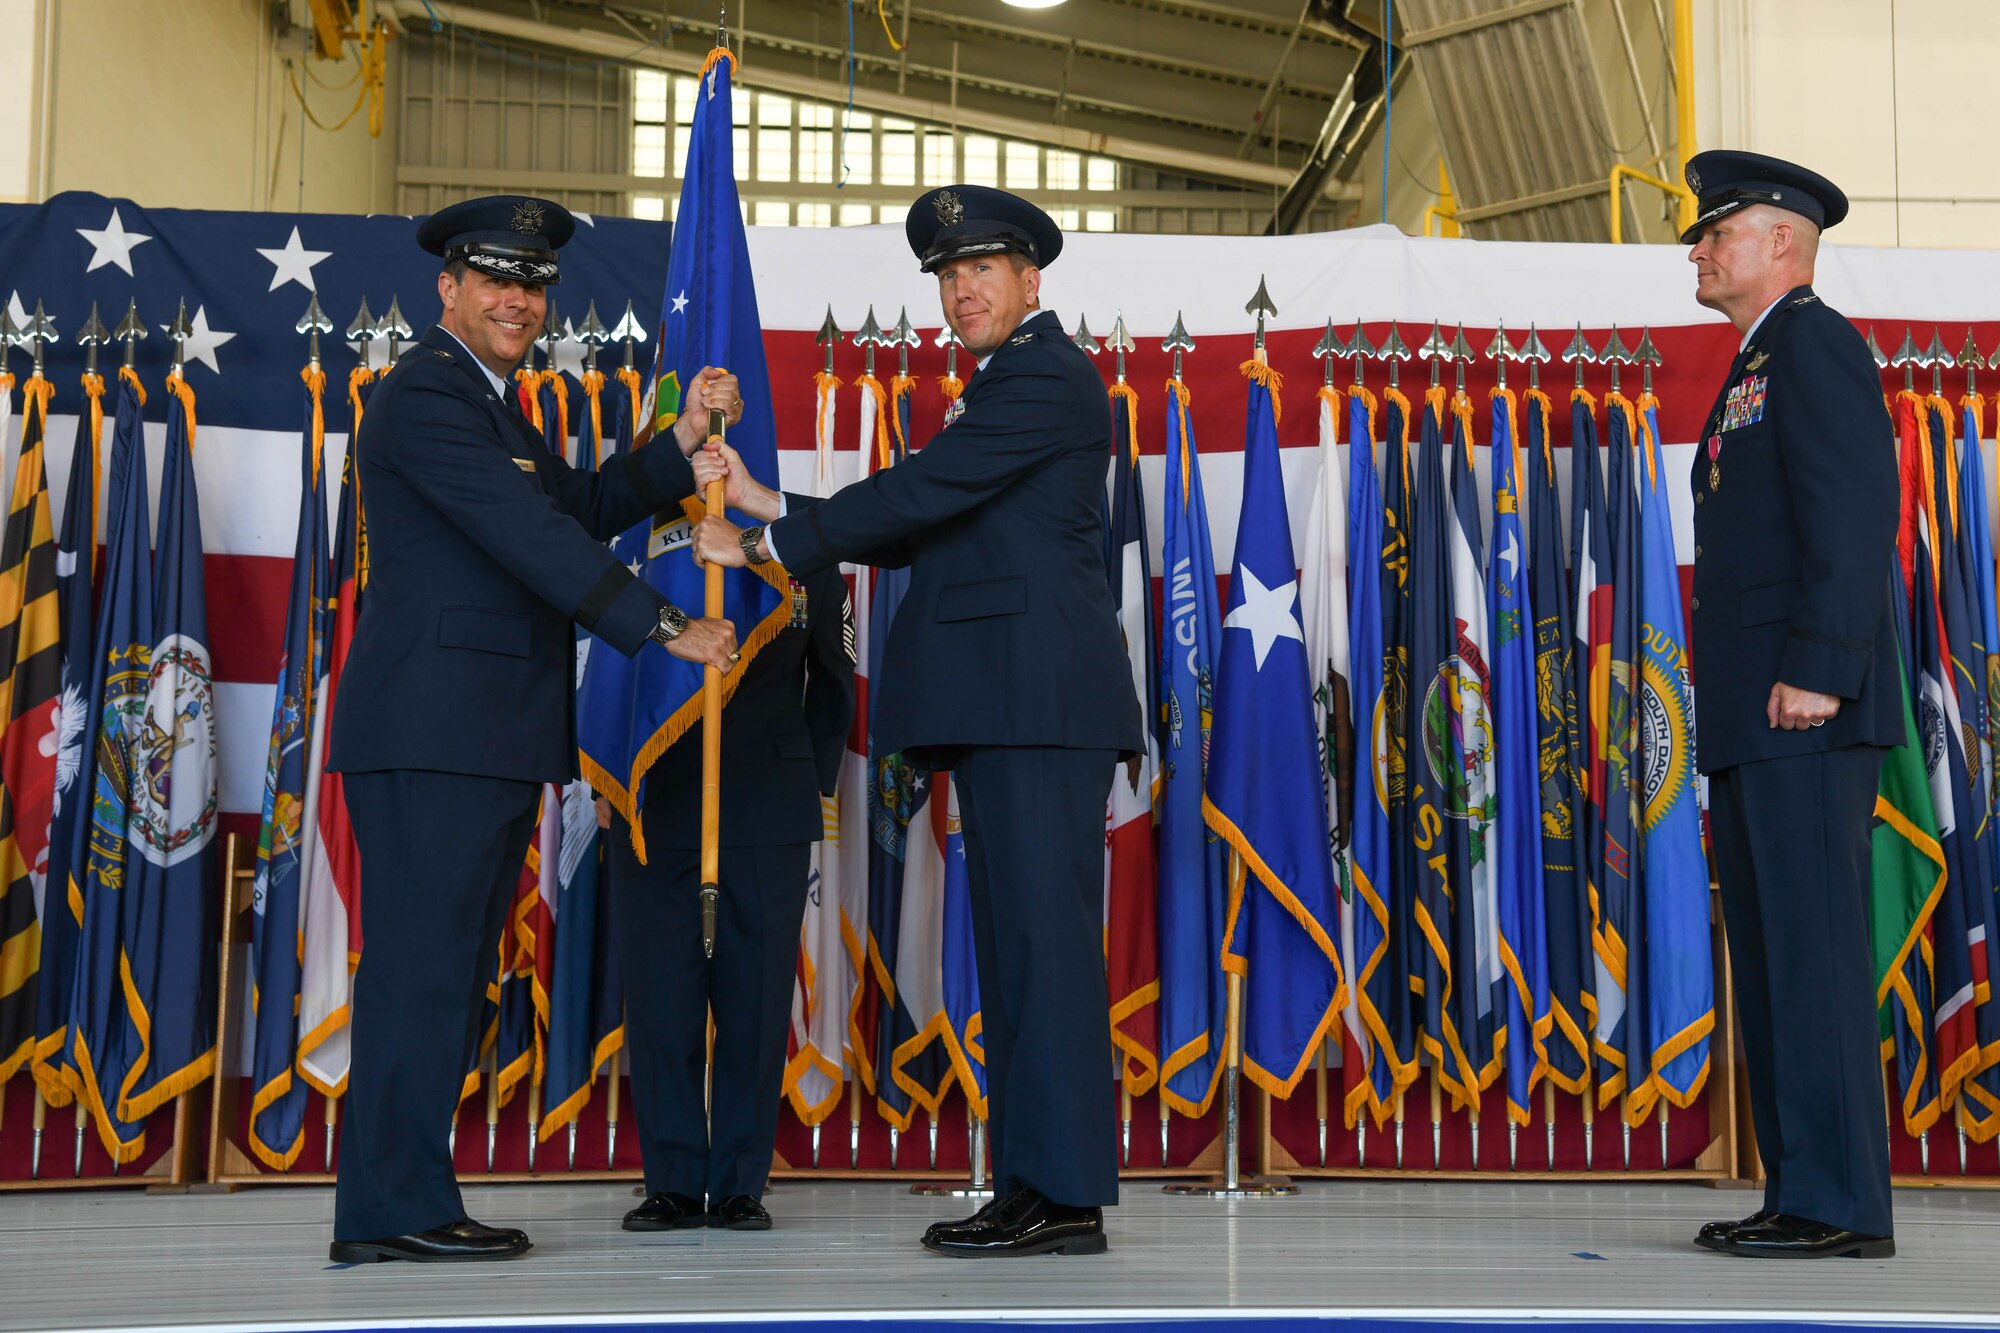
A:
1000 0 1069 9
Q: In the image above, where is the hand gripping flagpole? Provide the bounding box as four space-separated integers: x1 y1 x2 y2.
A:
699 396 727 960
1166 278 1298 1201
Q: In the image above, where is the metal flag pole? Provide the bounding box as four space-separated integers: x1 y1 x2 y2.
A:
298 292 332 370
1524 321 1554 1173
1892 329 1920 397
1313 318 1349 1170
376 296 412 372
1925 329 1952 402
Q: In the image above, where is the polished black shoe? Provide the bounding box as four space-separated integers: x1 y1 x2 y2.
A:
1694 1209 1776 1248
711 1194 773 1231
1708 1213 1894 1259
921 1187 1107 1257
329 1218 532 1264
922 1193 1008 1246
623 1191 710 1232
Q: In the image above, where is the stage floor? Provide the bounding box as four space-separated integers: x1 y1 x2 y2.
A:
2 1179 1998 1332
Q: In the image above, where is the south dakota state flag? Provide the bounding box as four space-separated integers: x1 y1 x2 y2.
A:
577 48 786 853
1206 364 1342 1096
1633 393 1711 1111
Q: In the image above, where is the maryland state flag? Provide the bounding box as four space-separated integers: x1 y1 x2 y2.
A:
0 373 60 1080
577 47 787 854
246 371 330 1169
1155 379 1228 1116
1207 363 1342 1096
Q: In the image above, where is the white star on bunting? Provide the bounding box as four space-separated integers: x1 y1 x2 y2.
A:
1223 565 1305 670
165 305 238 377
1499 531 1521 583
257 226 332 293
670 291 689 316
549 319 589 379
76 207 153 276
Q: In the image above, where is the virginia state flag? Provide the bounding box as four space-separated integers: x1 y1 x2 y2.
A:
1206 364 1342 1096
1634 393 1712 1111
576 48 786 852
116 374 219 1122
247 370 330 1169
1155 378 1228 1116
1488 389 1547 1125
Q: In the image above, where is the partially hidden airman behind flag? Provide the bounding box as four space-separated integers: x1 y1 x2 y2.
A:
1206 361 1343 1096
577 47 788 859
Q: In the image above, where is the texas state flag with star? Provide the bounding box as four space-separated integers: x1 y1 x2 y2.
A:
1204 366 1343 1097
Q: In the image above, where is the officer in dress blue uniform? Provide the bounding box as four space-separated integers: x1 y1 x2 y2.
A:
1682 152 1903 1259
692 185 1142 1257
326 195 742 1264
606 558 853 1233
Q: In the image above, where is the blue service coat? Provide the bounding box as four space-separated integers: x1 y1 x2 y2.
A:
767 309 1143 767
1687 285 1907 772
329 324 689 784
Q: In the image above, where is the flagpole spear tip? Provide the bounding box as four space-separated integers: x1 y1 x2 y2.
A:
1162 311 1195 383
78 302 111 378
1243 276 1277 361
1108 313 1134 385
1313 319 1349 388
297 292 334 370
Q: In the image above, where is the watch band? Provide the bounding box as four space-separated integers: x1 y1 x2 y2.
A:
740 524 772 566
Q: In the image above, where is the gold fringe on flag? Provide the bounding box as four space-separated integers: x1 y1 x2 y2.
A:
581 369 606 468
514 368 543 432
616 366 644 444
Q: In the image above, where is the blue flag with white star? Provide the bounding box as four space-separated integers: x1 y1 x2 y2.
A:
576 49 786 853
1206 367 1342 1097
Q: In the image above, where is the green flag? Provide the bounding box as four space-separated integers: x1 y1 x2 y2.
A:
1870 684 1943 1048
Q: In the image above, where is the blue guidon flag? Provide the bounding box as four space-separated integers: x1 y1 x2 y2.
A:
577 47 788 860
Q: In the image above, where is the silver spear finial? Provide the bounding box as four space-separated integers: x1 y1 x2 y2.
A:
1108 314 1135 386
77 303 110 378
297 292 334 369
1314 320 1349 389
115 299 147 371
1162 312 1195 383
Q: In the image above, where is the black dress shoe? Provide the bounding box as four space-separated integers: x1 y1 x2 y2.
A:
922 1187 1107 1257
1694 1209 1776 1249
1709 1213 1894 1259
623 1192 710 1232
711 1194 773 1231
922 1193 1007 1246
329 1219 532 1264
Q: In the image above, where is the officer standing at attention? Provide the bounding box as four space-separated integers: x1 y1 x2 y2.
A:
606 549 853 1234
692 185 1141 1257
327 195 740 1264
1682 152 1903 1260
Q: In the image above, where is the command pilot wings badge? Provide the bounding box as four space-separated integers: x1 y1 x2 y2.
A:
1746 349 1769 372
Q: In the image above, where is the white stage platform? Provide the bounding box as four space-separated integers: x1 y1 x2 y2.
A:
2 1180 1997 1332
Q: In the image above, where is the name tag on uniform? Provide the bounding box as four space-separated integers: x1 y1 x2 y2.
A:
1722 375 1767 431
942 397 967 430
513 456 538 473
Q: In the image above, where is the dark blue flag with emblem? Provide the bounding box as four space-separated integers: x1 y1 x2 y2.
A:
1407 388 1475 1104
1488 388 1547 1127
32 367 116 1102
1156 378 1228 1117
1525 387 1592 1096
115 375 219 1124
64 368 161 1162
1593 393 1644 1115
1379 385 1420 1081
1568 388 1612 1119
576 48 787 856
246 369 330 1170
1341 384 1404 1123
1206 364 1342 1096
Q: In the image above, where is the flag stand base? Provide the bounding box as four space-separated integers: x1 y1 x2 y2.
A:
911 1114 992 1198
1162 1175 1299 1199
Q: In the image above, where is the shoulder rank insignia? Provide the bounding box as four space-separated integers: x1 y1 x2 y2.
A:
513 457 537 473
1009 331 1034 346
433 348 453 359
1746 349 1769 372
